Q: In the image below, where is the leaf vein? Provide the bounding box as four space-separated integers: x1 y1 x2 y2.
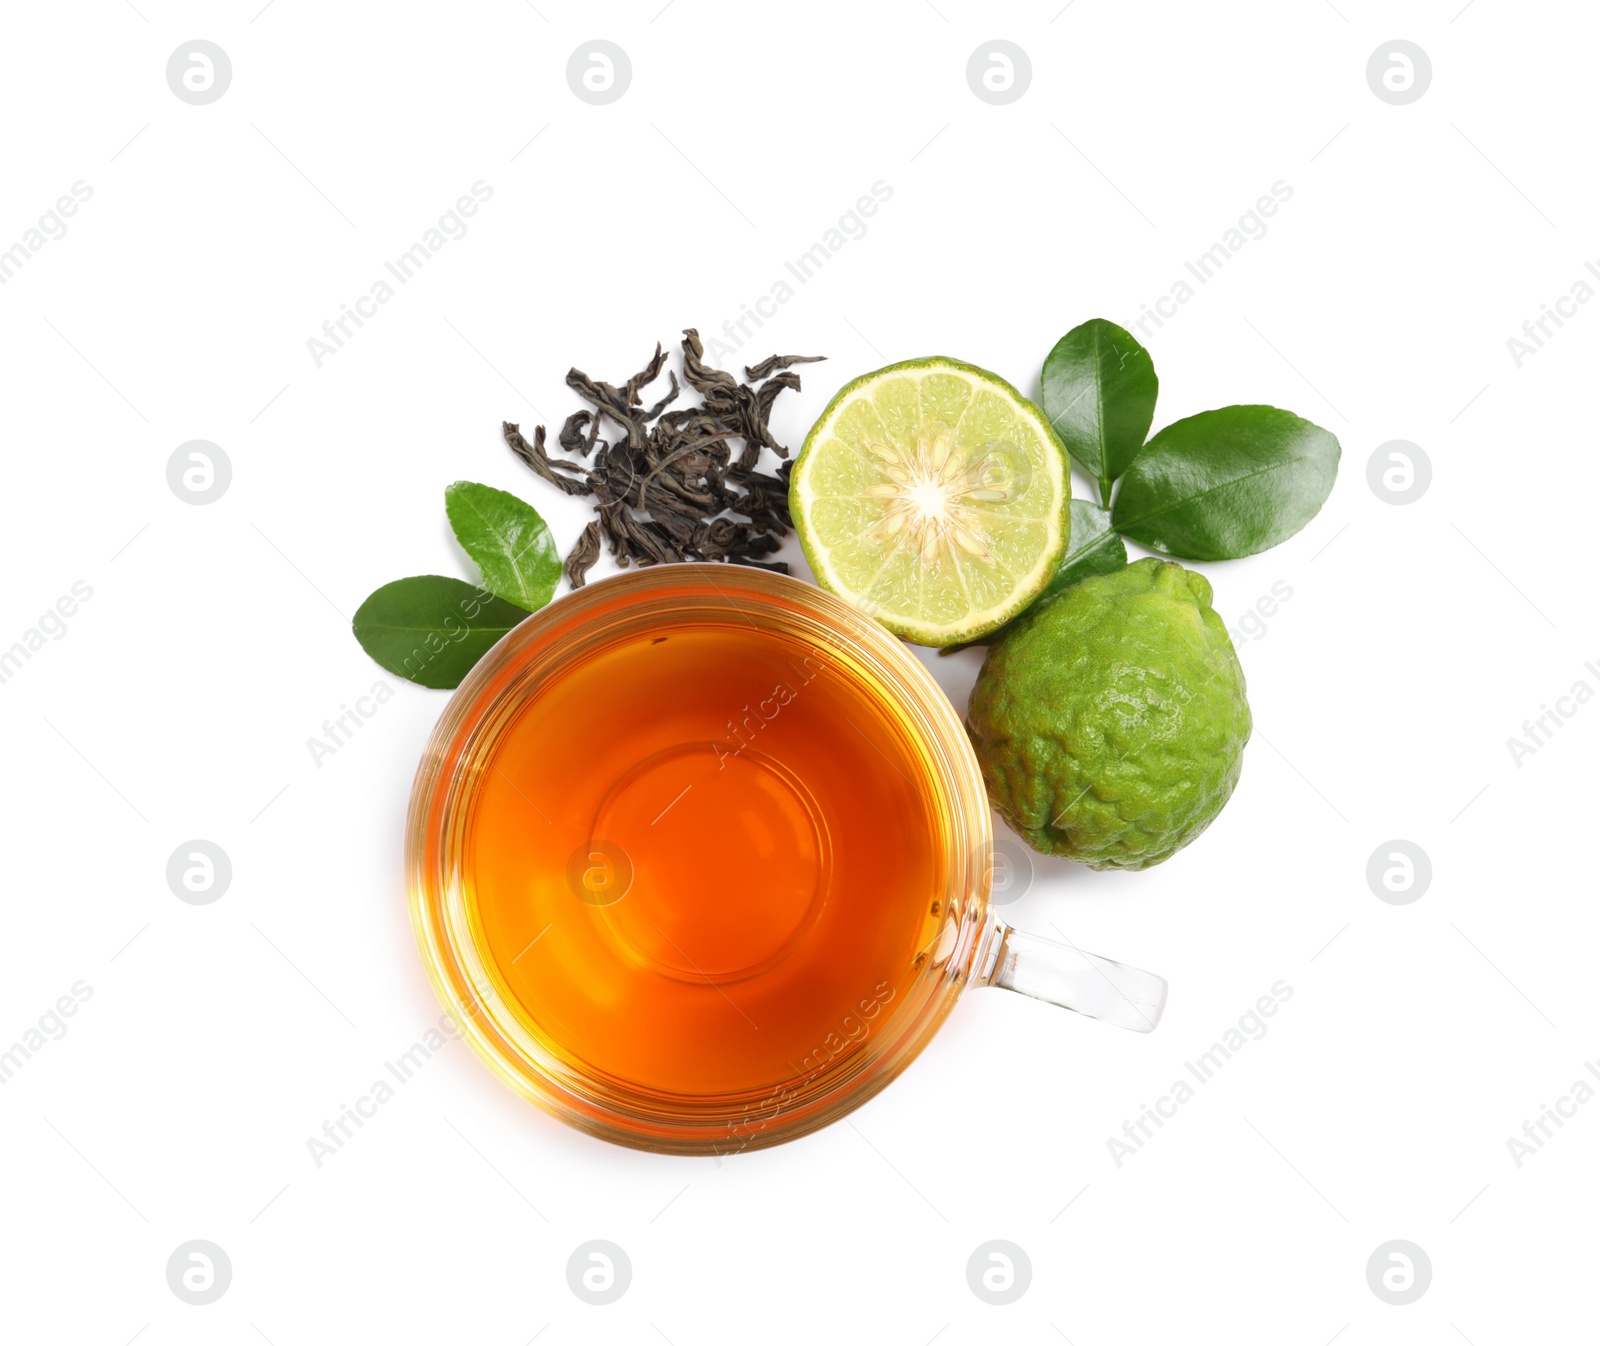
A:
1114 451 1327 532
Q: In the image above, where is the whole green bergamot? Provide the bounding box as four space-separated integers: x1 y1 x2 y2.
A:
967 557 1251 870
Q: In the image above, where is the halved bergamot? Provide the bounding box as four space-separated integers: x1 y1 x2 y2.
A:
789 357 1071 646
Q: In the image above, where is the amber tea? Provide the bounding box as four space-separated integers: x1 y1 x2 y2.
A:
413 570 1166 1153
464 614 947 1108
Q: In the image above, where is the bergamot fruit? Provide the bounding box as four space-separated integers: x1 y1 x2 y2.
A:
789 357 1071 646
967 557 1251 870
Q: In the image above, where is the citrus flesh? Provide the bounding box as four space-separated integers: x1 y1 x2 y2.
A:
967 558 1252 870
789 357 1071 646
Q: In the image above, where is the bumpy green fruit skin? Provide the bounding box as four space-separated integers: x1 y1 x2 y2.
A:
967 557 1252 870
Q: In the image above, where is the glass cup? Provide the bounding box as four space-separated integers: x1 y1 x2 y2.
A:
407 565 1166 1154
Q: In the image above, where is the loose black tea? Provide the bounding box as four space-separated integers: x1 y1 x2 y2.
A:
504 329 823 586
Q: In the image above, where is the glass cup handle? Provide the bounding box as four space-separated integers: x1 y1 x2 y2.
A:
976 918 1168 1033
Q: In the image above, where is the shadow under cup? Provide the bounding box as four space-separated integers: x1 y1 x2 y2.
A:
406 565 995 1154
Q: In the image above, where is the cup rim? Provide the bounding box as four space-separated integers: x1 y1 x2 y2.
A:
405 564 995 1154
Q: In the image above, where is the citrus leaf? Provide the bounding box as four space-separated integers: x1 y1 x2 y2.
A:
1040 319 1158 507
1041 500 1128 600
1111 405 1340 560
445 480 561 611
352 575 529 689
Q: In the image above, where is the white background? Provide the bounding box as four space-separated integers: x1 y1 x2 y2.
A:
1 1 1595 1341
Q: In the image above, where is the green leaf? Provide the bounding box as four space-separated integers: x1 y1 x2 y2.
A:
940 501 1127 653
1040 319 1158 507
352 576 530 689
1039 500 1129 599
445 481 562 611
1111 405 1340 560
